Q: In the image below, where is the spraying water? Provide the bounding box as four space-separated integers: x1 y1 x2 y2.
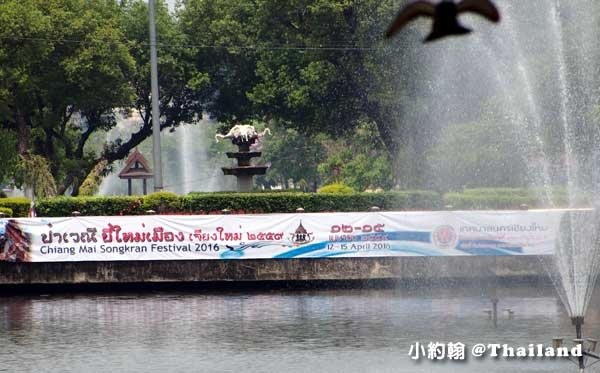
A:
98 117 233 195
399 0 600 319
544 210 600 318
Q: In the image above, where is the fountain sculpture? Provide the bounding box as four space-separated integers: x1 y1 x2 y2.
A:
216 124 271 192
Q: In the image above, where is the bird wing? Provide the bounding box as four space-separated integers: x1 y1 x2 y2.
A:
457 0 501 22
385 1 436 38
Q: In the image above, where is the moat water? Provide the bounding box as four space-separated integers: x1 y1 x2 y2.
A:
1 284 597 372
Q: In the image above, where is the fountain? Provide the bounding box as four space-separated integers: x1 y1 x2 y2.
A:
395 1 600 369
543 210 600 371
98 117 233 195
216 124 270 192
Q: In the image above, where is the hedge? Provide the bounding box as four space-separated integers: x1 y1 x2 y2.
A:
0 207 13 217
25 190 441 217
0 188 582 217
443 187 572 210
182 190 441 213
35 196 144 217
0 197 30 217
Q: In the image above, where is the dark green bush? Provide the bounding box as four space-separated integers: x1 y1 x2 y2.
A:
0 197 30 217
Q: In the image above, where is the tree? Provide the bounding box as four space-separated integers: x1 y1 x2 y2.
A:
0 0 135 194
426 121 528 192
317 121 395 191
76 0 210 195
110 0 209 155
0 0 212 195
13 154 57 198
0 129 17 184
178 0 260 123
179 0 407 155
259 123 326 190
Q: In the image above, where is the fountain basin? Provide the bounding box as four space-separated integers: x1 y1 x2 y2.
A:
225 151 263 160
221 166 268 176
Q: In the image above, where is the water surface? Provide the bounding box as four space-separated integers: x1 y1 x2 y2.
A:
1 284 596 372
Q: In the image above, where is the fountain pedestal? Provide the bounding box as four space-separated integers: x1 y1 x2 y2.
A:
221 136 268 192
572 316 585 371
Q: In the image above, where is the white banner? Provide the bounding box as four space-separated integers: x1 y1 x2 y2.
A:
0 209 583 262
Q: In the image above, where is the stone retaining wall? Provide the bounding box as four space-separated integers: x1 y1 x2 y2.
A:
0 256 548 286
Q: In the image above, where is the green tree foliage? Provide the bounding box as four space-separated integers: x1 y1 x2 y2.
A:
112 0 209 161
13 154 57 198
0 0 213 195
3 0 511 196
0 0 134 194
317 121 395 191
0 129 17 183
179 0 260 122
426 121 528 192
179 0 403 154
259 123 326 191
78 160 108 196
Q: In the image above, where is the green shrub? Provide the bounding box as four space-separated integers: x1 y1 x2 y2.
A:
2 188 583 217
443 192 532 210
443 187 572 209
0 197 31 217
36 196 144 217
317 183 355 194
142 191 182 213
181 192 305 213
26 187 588 216
24 191 440 216
182 191 441 213
0 207 13 217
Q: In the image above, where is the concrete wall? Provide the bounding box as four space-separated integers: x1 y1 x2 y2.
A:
0 256 548 287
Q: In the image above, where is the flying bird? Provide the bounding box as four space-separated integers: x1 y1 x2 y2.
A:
385 0 501 43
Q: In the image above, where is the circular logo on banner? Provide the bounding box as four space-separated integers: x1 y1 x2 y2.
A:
432 225 458 249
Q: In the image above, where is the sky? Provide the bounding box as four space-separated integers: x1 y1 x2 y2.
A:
145 0 176 12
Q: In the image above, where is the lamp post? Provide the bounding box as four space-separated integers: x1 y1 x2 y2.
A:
149 0 163 191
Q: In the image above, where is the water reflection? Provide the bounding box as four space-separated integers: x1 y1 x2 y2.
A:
0 284 596 372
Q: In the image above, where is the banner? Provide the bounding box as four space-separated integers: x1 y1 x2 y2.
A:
0 209 584 262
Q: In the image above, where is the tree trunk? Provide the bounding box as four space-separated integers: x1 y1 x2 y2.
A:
15 106 29 155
